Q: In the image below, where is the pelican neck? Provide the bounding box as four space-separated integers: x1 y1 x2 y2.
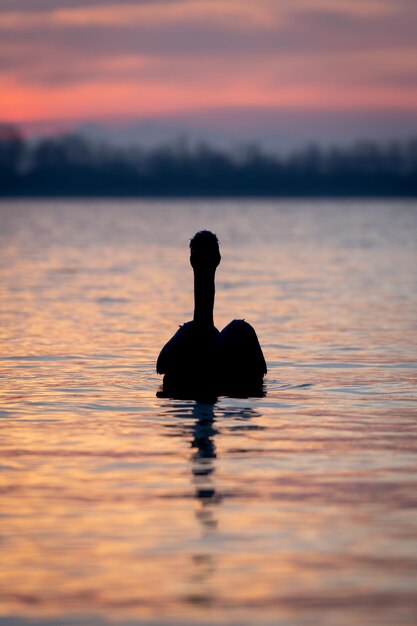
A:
193 266 216 327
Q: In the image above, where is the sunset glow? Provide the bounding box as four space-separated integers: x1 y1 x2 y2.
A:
1 0 416 141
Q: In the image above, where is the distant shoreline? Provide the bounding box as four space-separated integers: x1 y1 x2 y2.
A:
1 126 416 198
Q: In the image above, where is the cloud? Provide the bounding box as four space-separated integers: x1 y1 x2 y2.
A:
1 4 416 67
0 0 416 126
0 1 272 34
0 0 186 11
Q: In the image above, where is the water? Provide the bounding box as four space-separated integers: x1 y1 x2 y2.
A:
0 199 416 626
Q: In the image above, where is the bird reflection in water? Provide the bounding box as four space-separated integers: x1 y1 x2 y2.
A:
188 401 219 607
160 400 261 606
191 402 220 532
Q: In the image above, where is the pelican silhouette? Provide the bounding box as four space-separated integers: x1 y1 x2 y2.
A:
157 231 267 398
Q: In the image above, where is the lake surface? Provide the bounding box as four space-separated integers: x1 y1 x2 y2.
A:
1 199 416 626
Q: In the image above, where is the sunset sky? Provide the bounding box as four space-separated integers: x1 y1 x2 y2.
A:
1 0 417 147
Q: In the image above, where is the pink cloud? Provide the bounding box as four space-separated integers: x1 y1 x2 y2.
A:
0 0 416 136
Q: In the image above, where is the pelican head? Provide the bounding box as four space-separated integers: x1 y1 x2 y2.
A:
190 230 221 270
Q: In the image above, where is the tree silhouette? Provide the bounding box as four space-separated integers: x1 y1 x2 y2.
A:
0 125 416 197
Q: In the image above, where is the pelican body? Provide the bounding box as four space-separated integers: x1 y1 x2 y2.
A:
157 231 266 398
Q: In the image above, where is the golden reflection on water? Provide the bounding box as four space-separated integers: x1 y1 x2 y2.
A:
0 200 417 626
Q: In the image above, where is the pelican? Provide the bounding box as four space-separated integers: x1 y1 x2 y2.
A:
157 230 266 398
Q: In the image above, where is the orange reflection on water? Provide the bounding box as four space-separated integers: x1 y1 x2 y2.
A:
0 200 417 626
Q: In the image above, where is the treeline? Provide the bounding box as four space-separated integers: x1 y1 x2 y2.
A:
1 125 417 197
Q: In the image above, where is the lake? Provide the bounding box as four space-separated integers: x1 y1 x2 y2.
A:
1 199 416 626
